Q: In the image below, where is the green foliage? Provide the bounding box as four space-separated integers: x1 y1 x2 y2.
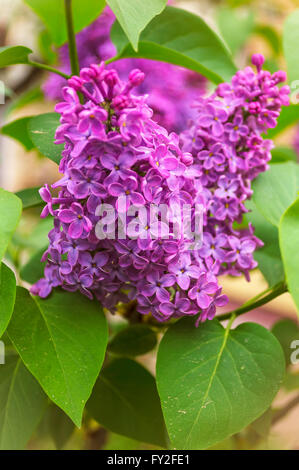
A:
7 287 108 427
271 147 298 163
272 319 299 366
267 105 299 138
217 7 254 55
156 318 285 449
28 113 63 164
38 404 75 449
0 189 22 263
24 0 106 46
15 187 42 210
0 46 32 67
107 0 167 51
108 324 157 357
110 6 237 84
245 200 284 286
7 87 43 115
279 198 299 317
0 355 47 449
252 162 299 227
87 358 168 447
0 264 16 338
1 117 34 151
283 9 299 84
20 247 47 284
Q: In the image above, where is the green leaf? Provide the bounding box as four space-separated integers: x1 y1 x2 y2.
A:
279 197 299 316
20 247 47 284
28 113 63 164
283 9 299 84
107 0 167 51
1 117 35 151
0 355 46 450
24 0 106 46
7 287 108 427
271 147 298 163
267 105 299 139
108 324 157 357
217 7 254 55
0 46 32 68
252 162 299 227
0 189 22 262
0 264 16 338
272 319 299 366
156 317 285 450
87 358 168 447
245 200 284 286
15 187 42 210
7 87 43 115
38 403 75 449
110 6 237 84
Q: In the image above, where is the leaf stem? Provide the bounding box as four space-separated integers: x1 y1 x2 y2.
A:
28 60 70 79
64 0 80 76
217 281 288 322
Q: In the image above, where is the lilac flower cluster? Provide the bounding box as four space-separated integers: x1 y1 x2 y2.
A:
180 54 290 281
43 6 206 133
33 63 227 323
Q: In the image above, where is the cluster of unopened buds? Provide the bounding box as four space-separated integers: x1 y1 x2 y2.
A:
33 54 289 324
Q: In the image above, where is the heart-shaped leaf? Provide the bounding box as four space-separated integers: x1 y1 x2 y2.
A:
7 287 108 427
156 318 285 450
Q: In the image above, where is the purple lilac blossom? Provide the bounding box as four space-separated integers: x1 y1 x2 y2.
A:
33 62 225 323
180 54 290 285
43 6 206 133
34 55 289 323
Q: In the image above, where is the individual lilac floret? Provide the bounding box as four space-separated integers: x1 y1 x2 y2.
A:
43 6 206 133
33 62 225 323
180 54 289 282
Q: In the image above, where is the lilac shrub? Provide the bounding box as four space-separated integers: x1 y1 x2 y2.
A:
43 6 206 133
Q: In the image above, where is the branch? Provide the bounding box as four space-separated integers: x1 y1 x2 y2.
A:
64 0 80 76
217 281 288 322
